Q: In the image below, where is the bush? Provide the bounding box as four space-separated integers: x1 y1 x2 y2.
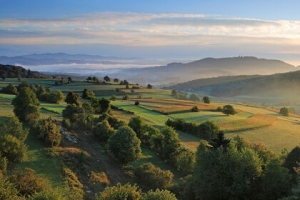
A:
0 157 7 174
62 167 84 199
134 163 174 190
34 117 62 147
0 134 27 162
135 101 140 105
142 189 177 200
279 107 289 116
10 168 51 197
0 178 20 200
191 106 199 112
216 106 223 112
95 183 141 200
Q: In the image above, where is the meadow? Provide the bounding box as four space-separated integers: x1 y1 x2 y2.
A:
1 77 300 199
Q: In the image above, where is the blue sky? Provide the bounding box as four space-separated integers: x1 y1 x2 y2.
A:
1 0 300 65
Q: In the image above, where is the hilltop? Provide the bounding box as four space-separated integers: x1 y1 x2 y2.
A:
111 56 297 85
0 64 47 79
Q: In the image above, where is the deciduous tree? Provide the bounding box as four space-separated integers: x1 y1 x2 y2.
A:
222 104 236 116
12 87 40 121
108 125 141 164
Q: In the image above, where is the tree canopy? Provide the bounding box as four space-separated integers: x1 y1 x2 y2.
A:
12 87 40 121
222 104 236 116
108 125 142 164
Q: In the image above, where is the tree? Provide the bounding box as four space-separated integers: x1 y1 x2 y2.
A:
280 107 289 116
82 89 95 100
171 89 178 97
47 90 64 104
108 125 142 164
0 116 28 142
34 117 62 147
99 98 111 113
203 96 210 103
68 76 72 83
284 146 300 175
0 134 27 162
174 148 195 175
147 84 153 89
222 104 236 116
197 121 219 140
65 91 80 106
95 183 141 200
193 144 262 200
1 83 18 94
161 126 180 159
128 116 146 138
260 159 291 200
94 120 114 143
142 189 177 200
12 87 40 121
62 104 83 123
135 101 140 106
189 94 200 101
104 75 110 82
113 78 119 83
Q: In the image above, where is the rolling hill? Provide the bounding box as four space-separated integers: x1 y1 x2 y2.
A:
167 70 300 97
0 54 296 86
112 56 297 85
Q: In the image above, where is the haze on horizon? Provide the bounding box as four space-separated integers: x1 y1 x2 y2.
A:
1 0 300 66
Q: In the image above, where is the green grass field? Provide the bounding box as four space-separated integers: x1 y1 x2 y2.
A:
111 100 170 126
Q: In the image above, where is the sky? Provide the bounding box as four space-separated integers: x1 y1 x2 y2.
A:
1 0 300 65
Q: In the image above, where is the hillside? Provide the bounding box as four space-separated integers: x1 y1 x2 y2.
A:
0 55 296 86
168 70 300 97
114 56 296 85
0 64 47 79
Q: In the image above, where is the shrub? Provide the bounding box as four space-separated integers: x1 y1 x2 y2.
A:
0 178 20 200
135 101 140 106
95 183 141 200
10 168 51 197
62 167 84 199
135 163 174 190
142 189 177 200
0 134 27 162
34 117 62 147
279 107 289 116
191 106 199 112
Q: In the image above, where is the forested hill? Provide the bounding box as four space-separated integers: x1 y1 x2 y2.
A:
167 70 300 97
119 56 296 85
0 64 47 79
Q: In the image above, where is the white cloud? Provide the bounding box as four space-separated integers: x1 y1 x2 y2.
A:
0 12 300 62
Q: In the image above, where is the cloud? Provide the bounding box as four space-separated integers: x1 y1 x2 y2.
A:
0 12 300 61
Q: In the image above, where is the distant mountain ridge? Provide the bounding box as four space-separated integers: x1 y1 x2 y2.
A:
0 54 297 86
116 56 297 85
0 53 138 66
